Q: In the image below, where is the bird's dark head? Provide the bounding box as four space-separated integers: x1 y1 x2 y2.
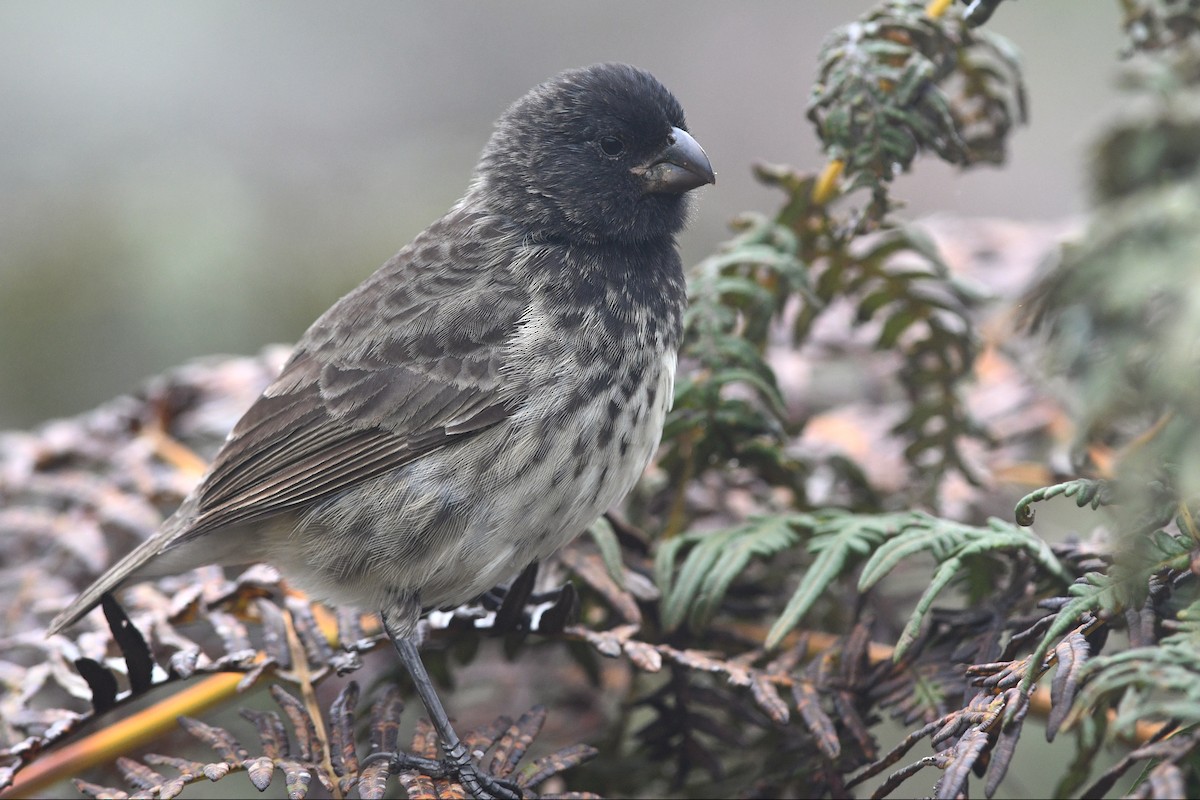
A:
474 63 714 246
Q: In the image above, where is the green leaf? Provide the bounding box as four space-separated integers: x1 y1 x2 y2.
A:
766 512 891 649
587 517 625 590
657 516 805 633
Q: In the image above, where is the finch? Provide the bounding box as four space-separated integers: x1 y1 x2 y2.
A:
49 62 713 798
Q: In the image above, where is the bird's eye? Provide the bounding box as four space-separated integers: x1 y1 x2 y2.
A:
599 136 625 157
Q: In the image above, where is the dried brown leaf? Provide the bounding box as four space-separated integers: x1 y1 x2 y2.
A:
72 778 130 799
750 675 790 725
358 757 392 800
166 648 199 679
558 548 642 624
935 726 990 800
285 595 335 666
833 690 876 760
985 691 1029 798
359 685 405 799
623 639 663 672
269 684 323 764
142 753 207 778
328 680 360 780
201 761 231 780
371 685 406 755
461 713 512 756
1142 761 1185 799
1047 631 1088 740
114 756 164 790
399 719 443 799
255 598 291 667
792 679 841 760
206 610 252 653
277 758 314 800
488 705 546 778
177 716 248 762
239 708 289 759
517 743 600 790
567 623 637 658
245 756 276 791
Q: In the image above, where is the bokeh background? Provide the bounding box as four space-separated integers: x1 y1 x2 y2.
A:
1 1 1123 430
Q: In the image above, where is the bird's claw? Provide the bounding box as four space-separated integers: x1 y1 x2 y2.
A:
454 761 523 800
360 748 523 800
443 740 523 800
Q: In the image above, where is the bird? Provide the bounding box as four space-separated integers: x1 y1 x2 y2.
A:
48 62 713 798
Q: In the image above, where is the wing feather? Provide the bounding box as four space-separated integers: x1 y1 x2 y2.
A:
173 208 530 542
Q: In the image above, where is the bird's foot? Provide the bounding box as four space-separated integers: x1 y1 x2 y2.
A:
443 740 523 800
361 747 522 800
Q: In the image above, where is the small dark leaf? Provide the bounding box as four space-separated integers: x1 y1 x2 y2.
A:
494 560 539 633
114 756 164 790
533 580 578 635
285 595 335 666
985 692 1029 798
750 676 790 725
99 595 154 694
623 639 664 673
177 716 248 763
71 778 129 799
464 714 514 755
936 727 990 799
166 648 200 680
792 680 841 760
357 757 391 800
269 684 323 764
488 705 546 778
517 743 599 790
74 657 118 714
398 719 441 799
560 548 642 625
142 753 208 778
369 685 405 755
328 681 360 780
245 756 276 791
1048 632 1089 740
207 609 253 653
256 598 291 668
239 708 290 759
1145 761 1186 799
278 758 314 800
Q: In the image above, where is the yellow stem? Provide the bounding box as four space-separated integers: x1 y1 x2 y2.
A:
2 670 257 798
5 596 344 799
811 158 845 205
283 606 343 800
925 0 954 17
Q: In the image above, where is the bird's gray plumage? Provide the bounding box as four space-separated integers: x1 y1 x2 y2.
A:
48 62 712 643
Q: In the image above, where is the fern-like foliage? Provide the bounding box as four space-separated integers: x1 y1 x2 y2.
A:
1014 478 1115 525
809 0 1026 211
655 510 1067 658
72 682 596 800
658 214 811 534
790 215 990 489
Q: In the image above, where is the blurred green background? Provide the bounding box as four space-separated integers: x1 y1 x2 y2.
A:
0 1 1122 429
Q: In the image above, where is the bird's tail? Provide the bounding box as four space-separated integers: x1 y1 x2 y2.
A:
45 527 179 636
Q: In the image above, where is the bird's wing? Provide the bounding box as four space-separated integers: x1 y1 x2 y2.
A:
175 209 533 541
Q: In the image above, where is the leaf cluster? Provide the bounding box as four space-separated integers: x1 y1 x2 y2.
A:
809 0 1026 211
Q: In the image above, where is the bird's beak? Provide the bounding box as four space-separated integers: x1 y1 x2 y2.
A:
636 127 715 194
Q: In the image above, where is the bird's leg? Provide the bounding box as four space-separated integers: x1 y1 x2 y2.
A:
381 611 522 800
